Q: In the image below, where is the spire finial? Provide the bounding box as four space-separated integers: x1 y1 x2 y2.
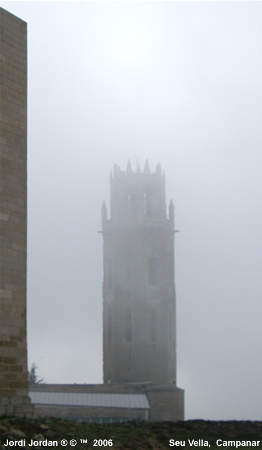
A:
144 160 150 174
156 163 162 176
126 160 132 173
114 164 119 177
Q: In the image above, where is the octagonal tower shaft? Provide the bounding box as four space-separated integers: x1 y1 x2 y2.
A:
102 162 177 386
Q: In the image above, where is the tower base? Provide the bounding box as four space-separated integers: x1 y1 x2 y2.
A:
0 396 34 418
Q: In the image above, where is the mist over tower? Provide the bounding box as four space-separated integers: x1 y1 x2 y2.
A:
102 161 177 386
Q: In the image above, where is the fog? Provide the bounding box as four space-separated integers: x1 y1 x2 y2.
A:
3 1 262 420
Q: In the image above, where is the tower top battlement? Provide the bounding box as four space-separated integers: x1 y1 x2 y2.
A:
103 161 171 227
111 160 165 179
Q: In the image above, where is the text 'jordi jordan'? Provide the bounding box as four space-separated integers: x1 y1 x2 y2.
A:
4 439 58 447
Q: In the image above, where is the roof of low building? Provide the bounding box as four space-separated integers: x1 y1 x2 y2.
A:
29 391 150 410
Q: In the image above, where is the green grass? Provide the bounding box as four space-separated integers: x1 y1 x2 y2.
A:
0 417 262 450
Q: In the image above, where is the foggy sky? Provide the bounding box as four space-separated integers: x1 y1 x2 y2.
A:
2 1 262 420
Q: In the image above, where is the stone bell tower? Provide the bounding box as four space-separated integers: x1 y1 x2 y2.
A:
102 161 177 386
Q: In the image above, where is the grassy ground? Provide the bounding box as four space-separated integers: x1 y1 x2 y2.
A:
0 417 262 450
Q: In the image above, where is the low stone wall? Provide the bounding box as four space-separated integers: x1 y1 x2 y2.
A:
33 404 148 422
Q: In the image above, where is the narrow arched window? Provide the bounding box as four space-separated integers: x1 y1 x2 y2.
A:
125 308 132 342
124 251 131 282
125 184 134 217
151 308 157 342
149 256 158 285
108 312 112 344
169 313 173 342
144 184 152 216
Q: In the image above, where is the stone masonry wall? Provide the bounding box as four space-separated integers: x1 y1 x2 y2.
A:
0 7 33 416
